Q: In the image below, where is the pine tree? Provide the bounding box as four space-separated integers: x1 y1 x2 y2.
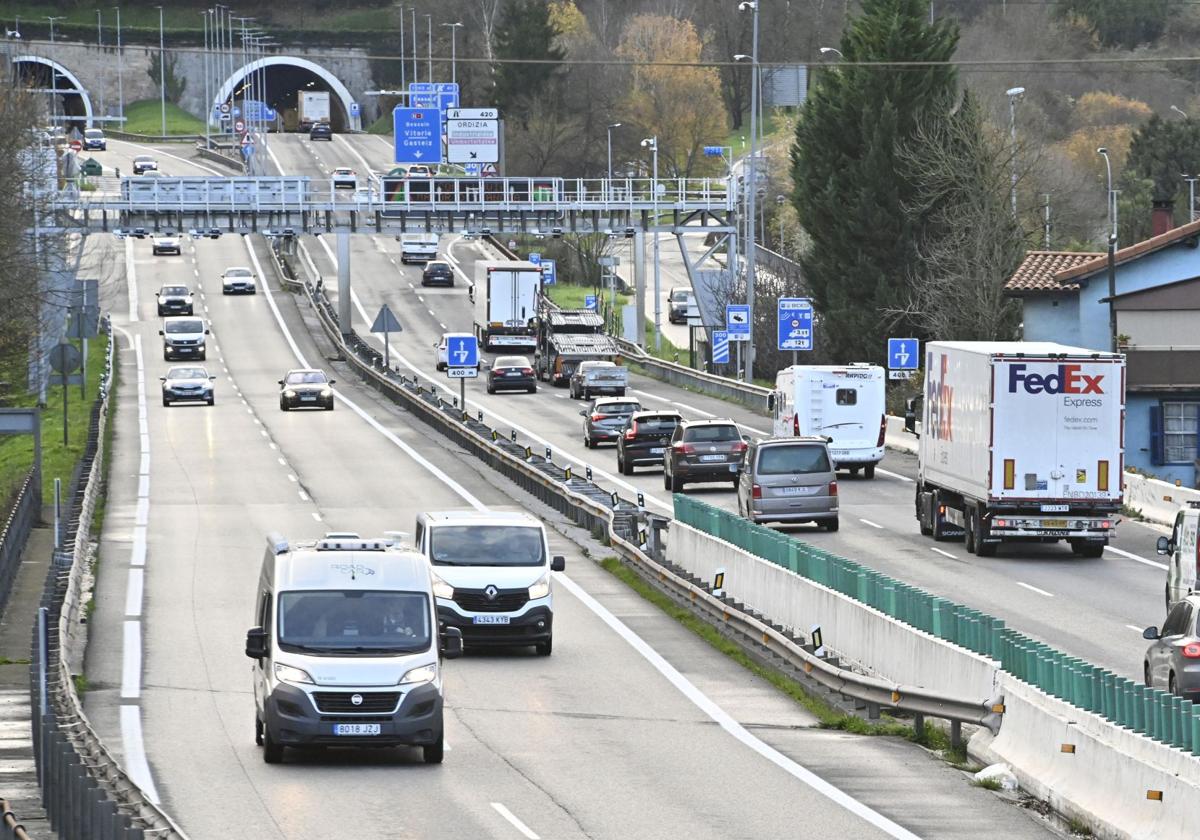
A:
790 0 959 364
492 0 565 126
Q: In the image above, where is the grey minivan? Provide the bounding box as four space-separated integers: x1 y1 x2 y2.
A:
736 437 839 530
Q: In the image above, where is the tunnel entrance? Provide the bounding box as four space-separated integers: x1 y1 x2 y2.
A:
215 57 358 133
11 56 93 130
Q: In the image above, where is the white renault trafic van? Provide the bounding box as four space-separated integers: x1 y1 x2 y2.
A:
244 532 462 765
1158 502 1200 610
414 510 565 656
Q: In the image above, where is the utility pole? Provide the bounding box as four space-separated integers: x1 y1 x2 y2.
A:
411 8 418 83
46 17 63 129
96 11 105 118
202 11 210 146
425 14 432 82
113 7 124 126
1042 194 1051 249
736 0 760 381
157 6 166 136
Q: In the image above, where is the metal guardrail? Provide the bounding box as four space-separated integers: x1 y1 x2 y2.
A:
272 238 996 738
616 338 772 414
28 319 190 840
0 469 39 618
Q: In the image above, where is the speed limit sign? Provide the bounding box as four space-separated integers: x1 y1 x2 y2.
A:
234 118 246 134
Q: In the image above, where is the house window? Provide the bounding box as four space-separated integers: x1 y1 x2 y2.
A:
1164 402 1199 463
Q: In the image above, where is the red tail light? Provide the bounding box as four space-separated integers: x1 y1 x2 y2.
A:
828 481 838 496
752 484 762 499
675 443 696 455
1183 643 1200 659
521 368 534 375
793 412 800 436
625 421 638 441
590 413 607 422
876 414 887 447
731 441 747 454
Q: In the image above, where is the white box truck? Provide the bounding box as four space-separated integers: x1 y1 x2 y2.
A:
914 341 1125 557
399 233 439 264
770 364 887 478
298 91 331 131
471 260 541 351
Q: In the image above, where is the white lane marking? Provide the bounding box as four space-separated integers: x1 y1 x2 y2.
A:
125 569 145 617
309 236 673 514
311 512 322 522
859 519 883 529
1126 624 1146 633
245 237 487 512
125 237 139 321
427 308 436 317
120 706 161 804
287 474 297 483
930 547 956 560
490 803 540 840
554 573 922 839
439 322 447 330
299 490 310 501
121 620 141 698
277 457 287 466
1016 581 1054 598
874 468 913 483
1105 544 1168 570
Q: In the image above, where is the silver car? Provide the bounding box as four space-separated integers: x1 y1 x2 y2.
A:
160 365 215 406
580 397 641 449
736 437 839 530
1143 594 1200 701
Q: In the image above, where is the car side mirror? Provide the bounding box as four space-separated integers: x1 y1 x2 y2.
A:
159 376 166 382
579 410 587 416
440 626 463 659
1143 626 1161 641
277 379 284 385
328 380 336 386
767 393 775 412
209 376 216 381
742 435 751 443
155 292 161 297
158 330 164 336
1157 536 1171 555
551 555 566 572
245 627 268 659
204 328 211 335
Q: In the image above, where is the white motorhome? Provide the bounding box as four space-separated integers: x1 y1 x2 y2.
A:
399 233 440 264
245 532 462 765
770 364 887 478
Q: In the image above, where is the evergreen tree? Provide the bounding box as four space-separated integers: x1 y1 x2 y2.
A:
790 0 959 364
1055 0 1169 49
492 0 565 125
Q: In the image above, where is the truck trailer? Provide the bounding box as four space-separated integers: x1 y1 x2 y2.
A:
471 261 542 351
298 91 331 131
534 308 621 386
914 341 1125 557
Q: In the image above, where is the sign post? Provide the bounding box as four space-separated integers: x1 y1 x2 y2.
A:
777 297 814 365
446 334 480 414
49 342 81 446
370 304 404 370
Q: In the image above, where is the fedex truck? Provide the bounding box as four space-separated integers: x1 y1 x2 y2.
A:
471 261 541 351
914 341 1125 557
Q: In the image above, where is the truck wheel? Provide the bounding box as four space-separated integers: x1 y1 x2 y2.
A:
864 464 876 479
916 487 934 536
964 511 978 554
930 493 950 542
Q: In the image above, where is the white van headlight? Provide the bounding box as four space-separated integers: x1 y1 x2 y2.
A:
431 573 454 600
399 663 438 685
273 663 314 685
528 574 551 600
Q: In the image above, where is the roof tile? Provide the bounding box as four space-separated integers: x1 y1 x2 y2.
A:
1003 251 1103 294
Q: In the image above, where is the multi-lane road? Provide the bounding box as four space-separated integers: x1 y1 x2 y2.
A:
73 132 1153 838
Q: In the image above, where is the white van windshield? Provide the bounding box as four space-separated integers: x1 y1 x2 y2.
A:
430 526 545 567
165 320 202 334
277 590 431 654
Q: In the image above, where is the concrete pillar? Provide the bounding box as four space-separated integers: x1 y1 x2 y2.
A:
337 230 351 335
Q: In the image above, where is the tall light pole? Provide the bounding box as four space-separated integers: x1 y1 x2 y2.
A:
202 11 210 145
96 11 105 118
157 6 166 136
442 22 463 85
113 7 123 125
46 17 64 129
1006 86 1025 219
606 122 621 201
399 8 406 91
411 8 418 85
736 0 759 381
775 194 786 254
1098 146 1114 245
642 136 661 352
425 14 433 82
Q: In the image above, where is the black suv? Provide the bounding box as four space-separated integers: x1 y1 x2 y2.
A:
155 284 194 316
663 419 747 492
309 123 333 141
617 410 683 474
422 260 454 287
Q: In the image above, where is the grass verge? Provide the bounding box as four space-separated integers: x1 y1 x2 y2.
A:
121 99 206 136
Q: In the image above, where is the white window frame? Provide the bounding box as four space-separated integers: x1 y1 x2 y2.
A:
1163 401 1199 464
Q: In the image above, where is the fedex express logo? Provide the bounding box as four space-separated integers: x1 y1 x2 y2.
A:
1008 363 1106 408
926 352 953 441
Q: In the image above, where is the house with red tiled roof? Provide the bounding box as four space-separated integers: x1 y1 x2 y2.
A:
1005 212 1200 486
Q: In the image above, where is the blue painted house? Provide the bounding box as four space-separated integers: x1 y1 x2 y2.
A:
1006 217 1200 487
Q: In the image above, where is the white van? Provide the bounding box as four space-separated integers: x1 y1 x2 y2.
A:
159 316 209 361
769 364 886 478
244 532 463 765
399 233 440 264
414 510 565 656
1158 502 1200 610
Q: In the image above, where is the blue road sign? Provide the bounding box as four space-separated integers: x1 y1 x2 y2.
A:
438 90 460 112
447 335 479 368
541 259 557 286
712 330 730 364
527 252 541 265
411 92 439 108
435 83 459 94
888 337 919 370
393 107 441 164
350 102 360 117
584 295 598 311
464 163 482 176
241 144 255 159
409 83 436 93
778 297 814 351
726 304 750 340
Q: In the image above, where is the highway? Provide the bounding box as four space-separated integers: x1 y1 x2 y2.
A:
78 137 1060 839
259 133 1172 681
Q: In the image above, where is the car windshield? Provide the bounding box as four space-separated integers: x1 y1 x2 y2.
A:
225 268 252 278
85 130 103 138
166 367 206 380
335 169 353 175
758 445 831 474
277 590 431 654
596 401 640 415
684 424 739 443
286 371 328 385
427 263 450 271
495 357 530 368
165 320 202 334
429 525 545 567
161 286 189 296
670 290 689 302
633 415 681 432
136 156 154 164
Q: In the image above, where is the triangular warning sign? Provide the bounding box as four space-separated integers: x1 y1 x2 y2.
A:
370 305 403 334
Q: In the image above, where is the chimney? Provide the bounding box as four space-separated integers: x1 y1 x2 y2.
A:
1152 199 1175 237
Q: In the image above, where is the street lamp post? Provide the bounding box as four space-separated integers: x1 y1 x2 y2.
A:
1098 147 1114 245
442 22 463 85
113 7 123 126
157 6 166 136
775 194 786 254
96 11 105 118
399 8 405 91
46 17 63 129
1006 86 1025 218
606 122 621 201
1171 104 1189 119
411 8 418 84
818 46 843 59
425 14 432 83
202 11 210 145
736 0 760 381
642 136 661 352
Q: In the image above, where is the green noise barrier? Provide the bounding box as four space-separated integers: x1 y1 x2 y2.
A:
674 495 1200 756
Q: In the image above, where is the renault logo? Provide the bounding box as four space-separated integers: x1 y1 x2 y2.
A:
485 585 499 600
351 694 363 706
